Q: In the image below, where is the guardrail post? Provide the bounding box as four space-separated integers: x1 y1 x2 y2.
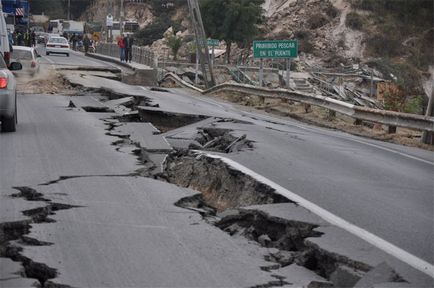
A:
328 110 336 120
388 126 397 134
354 119 363 125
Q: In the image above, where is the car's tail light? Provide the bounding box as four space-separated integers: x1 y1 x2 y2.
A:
61 45 69 48
0 71 9 89
47 44 54 47
31 61 36 68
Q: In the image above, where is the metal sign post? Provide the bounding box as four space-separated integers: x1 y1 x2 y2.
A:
259 59 263 87
106 13 113 43
195 45 199 84
287 58 291 89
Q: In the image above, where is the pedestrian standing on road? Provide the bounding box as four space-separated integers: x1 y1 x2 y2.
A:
31 31 36 47
24 30 31 47
16 31 23 46
71 33 78 51
83 34 91 53
117 35 125 61
124 34 134 63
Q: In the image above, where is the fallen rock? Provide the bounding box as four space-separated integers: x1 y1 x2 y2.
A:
258 234 272 247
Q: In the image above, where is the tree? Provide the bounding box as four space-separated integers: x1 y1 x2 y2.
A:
165 34 182 60
31 0 93 19
200 0 264 63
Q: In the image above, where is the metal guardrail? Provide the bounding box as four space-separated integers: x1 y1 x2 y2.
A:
163 73 434 132
95 43 157 68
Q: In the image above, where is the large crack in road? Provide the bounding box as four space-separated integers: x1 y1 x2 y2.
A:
0 187 79 288
97 103 408 287
2 73 419 287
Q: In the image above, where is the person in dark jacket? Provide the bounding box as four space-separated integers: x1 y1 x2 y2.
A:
31 31 36 47
124 34 134 63
83 34 91 53
71 33 78 51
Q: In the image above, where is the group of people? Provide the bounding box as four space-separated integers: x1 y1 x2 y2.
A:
64 32 93 53
117 34 134 63
12 30 36 47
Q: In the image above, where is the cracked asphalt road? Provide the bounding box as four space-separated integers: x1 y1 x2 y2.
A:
0 94 279 287
0 50 433 286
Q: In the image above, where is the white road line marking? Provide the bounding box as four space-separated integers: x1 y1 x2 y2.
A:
199 152 434 278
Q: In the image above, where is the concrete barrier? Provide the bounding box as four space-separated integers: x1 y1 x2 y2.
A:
86 52 157 87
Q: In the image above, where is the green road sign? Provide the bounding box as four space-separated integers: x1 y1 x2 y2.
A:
197 39 220 47
253 40 298 58
208 39 219 47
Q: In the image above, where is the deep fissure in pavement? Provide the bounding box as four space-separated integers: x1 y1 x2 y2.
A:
165 151 291 211
0 187 78 287
162 153 404 286
128 109 209 133
81 106 115 113
100 106 405 287
194 127 254 153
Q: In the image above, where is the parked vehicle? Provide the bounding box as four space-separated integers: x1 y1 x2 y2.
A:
46 36 70 57
0 54 23 132
11 46 41 76
0 9 12 65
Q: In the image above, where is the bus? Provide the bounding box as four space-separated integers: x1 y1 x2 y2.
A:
48 19 64 34
123 21 139 35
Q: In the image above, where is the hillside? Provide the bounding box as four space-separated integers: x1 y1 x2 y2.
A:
82 0 433 99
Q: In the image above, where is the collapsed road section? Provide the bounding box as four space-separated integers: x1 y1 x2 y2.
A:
58 71 433 287
95 103 413 287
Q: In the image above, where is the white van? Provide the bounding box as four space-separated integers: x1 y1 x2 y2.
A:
0 6 12 65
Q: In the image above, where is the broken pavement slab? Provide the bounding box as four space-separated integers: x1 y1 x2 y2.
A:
115 122 172 152
354 262 404 288
17 177 281 288
273 264 333 287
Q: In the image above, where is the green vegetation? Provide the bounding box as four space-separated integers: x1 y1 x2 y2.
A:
403 96 424 114
351 0 433 68
352 0 433 113
345 12 364 31
200 0 265 63
308 13 329 30
134 0 186 46
294 30 314 54
165 34 183 60
31 0 92 19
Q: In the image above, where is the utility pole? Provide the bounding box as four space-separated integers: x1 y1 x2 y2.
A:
187 0 215 88
67 0 71 20
120 0 124 35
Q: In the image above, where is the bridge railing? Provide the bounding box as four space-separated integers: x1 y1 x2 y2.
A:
95 43 157 68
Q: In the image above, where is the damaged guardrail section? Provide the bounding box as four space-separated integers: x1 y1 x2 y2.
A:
162 73 434 132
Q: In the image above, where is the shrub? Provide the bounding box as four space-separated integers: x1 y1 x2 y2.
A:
294 30 314 54
346 12 364 30
308 13 329 30
367 59 422 94
403 96 424 114
165 34 182 60
325 4 339 18
365 32 402 58
134 18 171 46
